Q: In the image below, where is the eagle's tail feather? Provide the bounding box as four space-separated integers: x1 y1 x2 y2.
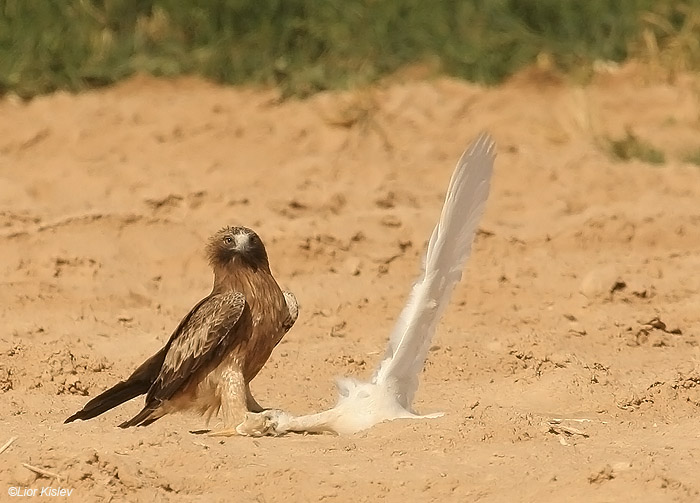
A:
64 348 166 424
118 404 162 428
64 378 150 423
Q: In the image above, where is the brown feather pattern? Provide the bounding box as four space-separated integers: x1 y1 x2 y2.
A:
147 291 247 403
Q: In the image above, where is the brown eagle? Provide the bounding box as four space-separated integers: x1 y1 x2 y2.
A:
65 226 298 436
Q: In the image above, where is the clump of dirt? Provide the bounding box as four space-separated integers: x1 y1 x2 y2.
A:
34 349 111 396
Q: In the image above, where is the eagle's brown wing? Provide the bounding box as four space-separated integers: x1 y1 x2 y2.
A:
119 291 247 427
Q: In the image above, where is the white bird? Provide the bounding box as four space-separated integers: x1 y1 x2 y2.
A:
237 132 496 436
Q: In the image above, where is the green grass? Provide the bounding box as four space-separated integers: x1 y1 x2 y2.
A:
682 148 700 166
1 0 700 98
607 129 666 165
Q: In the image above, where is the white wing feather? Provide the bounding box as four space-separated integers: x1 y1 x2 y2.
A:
373 132 496 408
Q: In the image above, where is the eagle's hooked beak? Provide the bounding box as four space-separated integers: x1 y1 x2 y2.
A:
233 232 251 254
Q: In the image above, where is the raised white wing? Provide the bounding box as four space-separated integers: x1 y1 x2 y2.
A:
372 132 496 408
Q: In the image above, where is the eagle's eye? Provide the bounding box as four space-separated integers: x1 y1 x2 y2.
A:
223 236 233 245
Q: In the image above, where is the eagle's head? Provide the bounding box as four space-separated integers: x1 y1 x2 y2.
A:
207 226 269 271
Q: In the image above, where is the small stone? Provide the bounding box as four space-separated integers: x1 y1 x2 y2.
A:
344 257 362 276
380 215 402 227
568 322 587 336
580 266 622 299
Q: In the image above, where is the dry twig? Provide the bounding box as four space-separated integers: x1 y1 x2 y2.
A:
0 436 17 455
21 463 62 481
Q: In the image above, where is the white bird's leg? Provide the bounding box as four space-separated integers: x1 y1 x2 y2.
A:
237 408 342 436
268 409 342 434
239 406 443 436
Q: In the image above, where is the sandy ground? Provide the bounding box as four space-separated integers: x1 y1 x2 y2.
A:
1 65 699 502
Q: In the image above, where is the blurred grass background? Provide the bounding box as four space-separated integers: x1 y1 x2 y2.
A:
1 0 700 98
